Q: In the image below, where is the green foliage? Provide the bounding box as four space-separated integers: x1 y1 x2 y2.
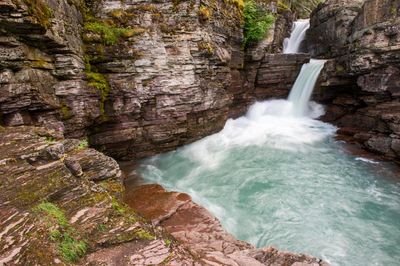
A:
58 233 87 262
49 229 62 241
111 197 126 215
45 136 56 144
34 202 68 227
97 223 107 232
135 229 155 240
85 70 110 114
34 201 88 263
77 139 89 150
84 21 142 46
243 0 275 47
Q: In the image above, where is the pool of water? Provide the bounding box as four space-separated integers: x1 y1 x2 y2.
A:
137 100 400 266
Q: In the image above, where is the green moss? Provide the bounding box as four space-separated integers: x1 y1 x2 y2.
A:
19 0 53 28
77 139 89 150
60 104 72 120
111 197 127 215
134 229 155 240
224 0 244 9
164 239 172 246
97 224 107 232
160 24 176 35
85 70 110 114
49 229 62 241
45 136 56 144
99 179 124 195
277 0 324 18
84 21 143 46
34 201 69 227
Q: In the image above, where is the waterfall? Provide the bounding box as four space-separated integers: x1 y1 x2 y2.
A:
288 59 326 116
283 19 310 54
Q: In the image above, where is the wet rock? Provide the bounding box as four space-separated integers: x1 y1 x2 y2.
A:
254 54 310 100
309 0 400 160
127 184 329 266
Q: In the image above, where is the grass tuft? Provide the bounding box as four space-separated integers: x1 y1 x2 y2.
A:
34 201 87 263
59 233 87 262
34 202 68 227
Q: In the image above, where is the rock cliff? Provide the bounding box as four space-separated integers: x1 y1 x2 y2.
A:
308 0 400 160
0 0 245 160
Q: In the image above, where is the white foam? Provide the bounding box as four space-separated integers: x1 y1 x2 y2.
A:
355 157 379 164
181 99 336 168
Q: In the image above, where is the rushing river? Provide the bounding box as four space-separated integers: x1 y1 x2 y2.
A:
136 59 400 266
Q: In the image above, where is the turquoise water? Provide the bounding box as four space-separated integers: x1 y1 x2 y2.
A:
137 99 400 266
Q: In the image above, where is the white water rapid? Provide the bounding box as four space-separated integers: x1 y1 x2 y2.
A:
283 19 310 54
137 43 400 266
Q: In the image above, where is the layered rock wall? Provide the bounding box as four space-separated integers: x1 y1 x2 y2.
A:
0 0 245 160
308 0 400 159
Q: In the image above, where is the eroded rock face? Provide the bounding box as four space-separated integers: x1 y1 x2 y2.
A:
0 0 248 161
254 54 310 100
309 0 400 160
126 184 329 266
85 0 245 160
0 126 200 265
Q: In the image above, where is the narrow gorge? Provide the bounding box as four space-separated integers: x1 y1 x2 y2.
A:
0 0 399 265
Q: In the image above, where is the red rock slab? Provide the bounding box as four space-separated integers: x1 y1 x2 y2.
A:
125 184 329 266
124 184 191 225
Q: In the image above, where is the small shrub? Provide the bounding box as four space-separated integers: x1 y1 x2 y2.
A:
243 0 275 47
45 136 56 144
224 0 244 9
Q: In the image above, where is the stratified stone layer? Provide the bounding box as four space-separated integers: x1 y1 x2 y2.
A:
308 0 400 160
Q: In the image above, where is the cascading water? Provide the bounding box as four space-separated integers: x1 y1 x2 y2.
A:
136 58 400 265
288 59 326 116
283 19 310 54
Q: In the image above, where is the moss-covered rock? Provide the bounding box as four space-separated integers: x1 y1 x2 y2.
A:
0 126 196 264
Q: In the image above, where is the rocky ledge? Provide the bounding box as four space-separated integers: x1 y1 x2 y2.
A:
125 184 329 266
0 126 198 265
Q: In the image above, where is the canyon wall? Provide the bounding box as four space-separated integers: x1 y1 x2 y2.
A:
0 0 246 160
308 0 400 160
